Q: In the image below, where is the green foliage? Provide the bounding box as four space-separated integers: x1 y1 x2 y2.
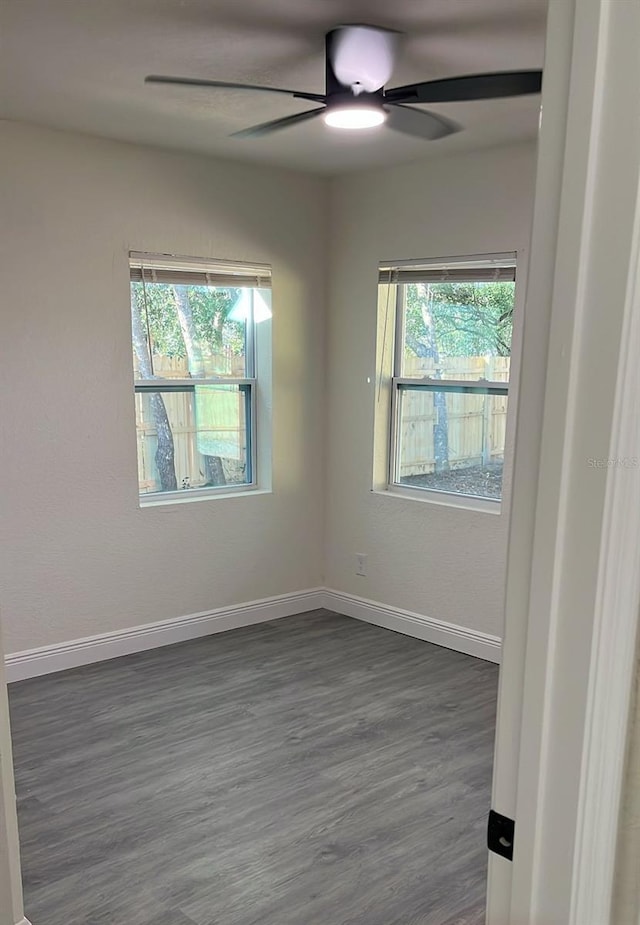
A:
131 282 245 358
405 281 514 358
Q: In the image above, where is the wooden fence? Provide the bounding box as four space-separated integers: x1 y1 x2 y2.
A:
398 356 510 477
135 354 247 493
135 354 510 491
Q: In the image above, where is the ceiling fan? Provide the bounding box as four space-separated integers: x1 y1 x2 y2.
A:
146 24 542 141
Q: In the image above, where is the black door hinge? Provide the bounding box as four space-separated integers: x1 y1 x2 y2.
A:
487 809 515 861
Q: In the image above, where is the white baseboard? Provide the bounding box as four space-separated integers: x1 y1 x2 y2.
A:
4 587 500 682
4 589 325 683
322 589 501 664
16 918 32 925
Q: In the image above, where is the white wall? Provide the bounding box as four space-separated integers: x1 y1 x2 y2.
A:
325 143 537 638
0 125 537 655
0 122 327 654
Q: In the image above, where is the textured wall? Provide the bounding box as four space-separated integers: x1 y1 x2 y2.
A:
0 126 537 654
0 122 327 653
325 143 537 637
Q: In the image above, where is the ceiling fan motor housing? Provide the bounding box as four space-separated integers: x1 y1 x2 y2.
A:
324 29 386 117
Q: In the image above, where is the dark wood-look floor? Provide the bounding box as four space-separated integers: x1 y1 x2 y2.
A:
8 610 498 925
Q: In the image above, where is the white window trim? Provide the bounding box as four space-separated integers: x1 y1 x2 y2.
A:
375 484 502 515
139 484 267 507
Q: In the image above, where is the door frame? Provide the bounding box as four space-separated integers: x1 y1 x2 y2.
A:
488 0 640 922
0 622 27 925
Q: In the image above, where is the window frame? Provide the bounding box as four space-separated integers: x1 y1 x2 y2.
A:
385 253 518 507
129 252 269 504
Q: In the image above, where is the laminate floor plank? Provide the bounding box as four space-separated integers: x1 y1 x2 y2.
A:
9 610 498 925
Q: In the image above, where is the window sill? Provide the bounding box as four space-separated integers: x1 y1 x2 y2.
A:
373 485 502 515
140 486 271 509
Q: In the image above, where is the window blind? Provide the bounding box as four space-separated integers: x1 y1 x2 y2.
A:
378 266 516 284
129 253 272 289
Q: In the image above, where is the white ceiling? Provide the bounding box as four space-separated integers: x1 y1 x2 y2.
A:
1 0 547 175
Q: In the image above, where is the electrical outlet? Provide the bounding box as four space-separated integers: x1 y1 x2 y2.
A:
356 553 367 577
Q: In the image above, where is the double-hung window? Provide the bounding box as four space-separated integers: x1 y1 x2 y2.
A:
381 254 517 505
129 253 271 502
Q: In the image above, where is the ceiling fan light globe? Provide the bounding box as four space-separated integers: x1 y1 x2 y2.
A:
323 106 386 130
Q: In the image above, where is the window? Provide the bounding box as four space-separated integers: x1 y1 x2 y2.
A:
129 253 271 501
380 254 517 504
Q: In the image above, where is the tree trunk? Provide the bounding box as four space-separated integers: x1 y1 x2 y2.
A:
174 287 205 377
147 394 178 491
173 287 226 486
131 291 178 492
417 285 450 473
203 456 226 485
432 396 450 474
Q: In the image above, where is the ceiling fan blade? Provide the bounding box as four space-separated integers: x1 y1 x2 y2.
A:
386 104 460 141
145 75 325 104
231 107 326 139
385 70 543 104
331 25 400 93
